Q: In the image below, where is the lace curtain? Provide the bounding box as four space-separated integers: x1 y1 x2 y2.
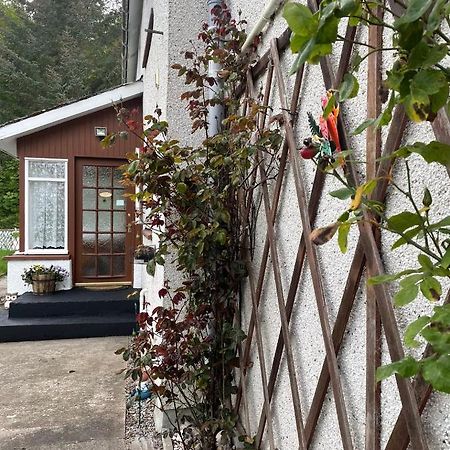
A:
28 161 66 250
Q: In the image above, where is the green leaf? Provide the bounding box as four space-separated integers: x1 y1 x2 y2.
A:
418 254 433 271
339 73 359 101
338 222 351 253
368 269 418 285
283 3 317 36
429 215 450 230
408 42 447 69
351 118 376 136
421 327 450 354
411 69 447 96
399 274 423 288
329 187 353 200
404 316 431 348
290 38 316 74
422 355 450 394
420 276 442 301
396 20 424 51
403 141 450 166
338 0 358 15
387 211 423 233
146 259 156 276
176 182 188 194
322 93 336 119
290 33 309 53
395 0 432 27
391 226 421 250
426 0 448 33
430 83 449 114
376 356 420 381
394 284 419 307
440 246 450 269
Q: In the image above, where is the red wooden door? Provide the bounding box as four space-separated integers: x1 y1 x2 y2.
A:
75 158 134 284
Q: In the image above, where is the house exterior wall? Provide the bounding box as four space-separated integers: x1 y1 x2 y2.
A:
134 0 207 314
133 1 450 447
7 98 142 295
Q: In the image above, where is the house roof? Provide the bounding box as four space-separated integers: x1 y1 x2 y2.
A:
0 81 143 156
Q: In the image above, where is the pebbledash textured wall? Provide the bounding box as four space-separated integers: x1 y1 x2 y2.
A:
135 1 450 448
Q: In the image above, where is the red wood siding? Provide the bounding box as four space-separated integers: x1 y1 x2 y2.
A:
17 98 142 159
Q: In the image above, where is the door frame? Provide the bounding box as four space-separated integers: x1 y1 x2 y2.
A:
74 158 135 285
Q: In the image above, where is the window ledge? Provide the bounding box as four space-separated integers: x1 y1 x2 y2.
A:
4 253 71 261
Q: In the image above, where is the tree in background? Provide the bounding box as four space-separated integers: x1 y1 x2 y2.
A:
0 155 18 229
0 0 122 229
0 0 122 124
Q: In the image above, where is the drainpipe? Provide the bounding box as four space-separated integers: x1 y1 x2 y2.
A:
241 0 287 51
207 0 224 135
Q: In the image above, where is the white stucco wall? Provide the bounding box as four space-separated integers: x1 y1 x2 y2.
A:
135 0 450 448
7 258 72 295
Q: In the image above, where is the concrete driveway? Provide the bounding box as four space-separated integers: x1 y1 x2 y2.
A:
0 336 128 449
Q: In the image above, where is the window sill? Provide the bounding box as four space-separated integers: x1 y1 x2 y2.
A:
4 253 71 261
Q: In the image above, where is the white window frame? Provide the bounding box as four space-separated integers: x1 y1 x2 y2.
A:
24 157 69 254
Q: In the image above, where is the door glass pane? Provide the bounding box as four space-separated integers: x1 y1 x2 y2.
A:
98 211 111 232
29 161 65 178
83 211 96 232
112 255 125 276
98 256 111 276
82 234 96 253
98 189 112 210
113 189 125 210
98 167 112 188
83 188 96 210
113 234 125 253
113 169 123 188
113 212 126 232
29 180 65 249
81 256 96 276
98 234 112 254
82 166 96 187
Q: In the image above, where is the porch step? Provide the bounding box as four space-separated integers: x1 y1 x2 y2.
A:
0 287 140 342
0 310 138 342
9 287 139 318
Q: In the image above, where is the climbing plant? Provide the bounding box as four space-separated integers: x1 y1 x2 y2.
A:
283 0 450 393
113 3 282 448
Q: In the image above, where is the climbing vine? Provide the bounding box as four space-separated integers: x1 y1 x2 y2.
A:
284 0 450 393
113 3 282 448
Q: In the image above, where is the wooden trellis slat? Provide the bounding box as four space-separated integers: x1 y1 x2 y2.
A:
270 39 355 449
365 8 383 449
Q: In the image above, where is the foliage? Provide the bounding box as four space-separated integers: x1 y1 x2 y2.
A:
21 264 69 285
0 0 122 124
113 3 281 447
134 245 156 262
283 1 450 393
0 156 18 228
0 249 13 276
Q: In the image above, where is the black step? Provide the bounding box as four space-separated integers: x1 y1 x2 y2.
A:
0 310 138 342
9 287 139 318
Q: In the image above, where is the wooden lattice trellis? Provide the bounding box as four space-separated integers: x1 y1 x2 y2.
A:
232 1 450 449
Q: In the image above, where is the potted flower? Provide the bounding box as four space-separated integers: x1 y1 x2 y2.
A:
22 264 69 295
134 245 155 264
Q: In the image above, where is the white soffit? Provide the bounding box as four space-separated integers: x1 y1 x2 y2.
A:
0 81 143 156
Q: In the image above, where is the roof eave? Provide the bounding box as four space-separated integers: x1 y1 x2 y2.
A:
0 81 143 156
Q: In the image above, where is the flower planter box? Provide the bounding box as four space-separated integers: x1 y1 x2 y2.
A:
32 273 56 295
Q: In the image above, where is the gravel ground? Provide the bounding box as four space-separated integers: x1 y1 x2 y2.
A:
124 376 163 450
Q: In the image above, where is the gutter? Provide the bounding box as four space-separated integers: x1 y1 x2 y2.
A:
241 0 287 51
124 0 144 83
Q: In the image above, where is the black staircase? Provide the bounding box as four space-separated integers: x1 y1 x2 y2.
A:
0 287 139 342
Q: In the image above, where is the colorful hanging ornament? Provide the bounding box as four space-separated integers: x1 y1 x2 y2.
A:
299 90 342 163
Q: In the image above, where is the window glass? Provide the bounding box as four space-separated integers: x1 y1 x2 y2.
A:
28 179 65 249
29 161 65 178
